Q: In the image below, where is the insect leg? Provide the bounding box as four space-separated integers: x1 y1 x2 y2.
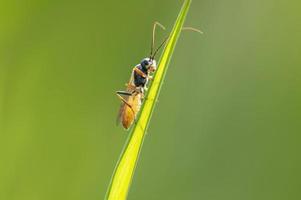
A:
116 91 133 96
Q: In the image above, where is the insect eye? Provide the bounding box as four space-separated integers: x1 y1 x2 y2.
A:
143 60 149 66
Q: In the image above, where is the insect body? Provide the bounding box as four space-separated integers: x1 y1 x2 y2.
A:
116 58 157 129
116 22 202 130
116 22 165 130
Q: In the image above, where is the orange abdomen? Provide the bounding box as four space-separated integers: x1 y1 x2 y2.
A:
121 93 142 129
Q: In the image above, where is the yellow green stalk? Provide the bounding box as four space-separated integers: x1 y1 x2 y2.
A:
105 0 192 199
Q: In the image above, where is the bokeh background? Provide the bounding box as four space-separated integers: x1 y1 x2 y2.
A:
1 0 301 199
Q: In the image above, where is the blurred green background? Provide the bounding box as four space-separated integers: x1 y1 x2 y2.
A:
1 0 301 199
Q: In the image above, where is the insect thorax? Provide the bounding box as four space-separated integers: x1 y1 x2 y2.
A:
133 65 148 87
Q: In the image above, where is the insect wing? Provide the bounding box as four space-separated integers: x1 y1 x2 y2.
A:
116 95 129 126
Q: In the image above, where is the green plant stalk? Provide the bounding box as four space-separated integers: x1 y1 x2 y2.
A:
105 0 191 199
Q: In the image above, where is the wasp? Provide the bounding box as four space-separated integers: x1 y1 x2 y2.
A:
116 22 202 130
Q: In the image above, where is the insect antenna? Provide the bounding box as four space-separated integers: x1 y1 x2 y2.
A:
182 27 203 34
150 27 202 59
151 36 169 59
150 22 166 59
